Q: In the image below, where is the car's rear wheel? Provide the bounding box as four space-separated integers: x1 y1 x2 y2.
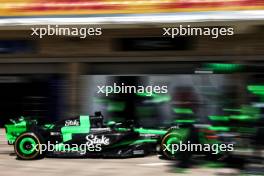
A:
14 132 44 160
160 132 182 160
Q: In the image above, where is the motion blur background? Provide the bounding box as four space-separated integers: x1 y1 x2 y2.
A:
0 0 263 175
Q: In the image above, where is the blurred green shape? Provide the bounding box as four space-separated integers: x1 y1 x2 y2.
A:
247 85 264 96
240 105 260 119
209 115 229 121
136 92 153 97
205 63 243 73
174 119 196 123
229 115 258 121
151 94 171 103
106 121 116 126
208 126 230 131
134 128 167 135
222 107 258 114
247 85 264 92
223 105 260 121
136 92 171 103
173 108 193 114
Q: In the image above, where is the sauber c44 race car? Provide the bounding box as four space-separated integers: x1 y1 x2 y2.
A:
5 112 168 160
5 112 226 160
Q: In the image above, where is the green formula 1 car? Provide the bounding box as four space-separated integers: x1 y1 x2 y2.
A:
5 112 167 159
5 112 224 160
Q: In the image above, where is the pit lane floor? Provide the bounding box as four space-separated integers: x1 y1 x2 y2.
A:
0 129 261 176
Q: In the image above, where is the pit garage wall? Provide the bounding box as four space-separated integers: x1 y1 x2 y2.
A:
0 24 263 61
0 25 262 124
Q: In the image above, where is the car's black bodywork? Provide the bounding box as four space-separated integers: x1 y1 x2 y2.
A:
6 112 167 159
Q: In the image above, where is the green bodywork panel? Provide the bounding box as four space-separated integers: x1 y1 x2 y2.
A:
5 118 27 144
43 124 55 129
61 115 90 142
134 128 167 135
5 117 55 144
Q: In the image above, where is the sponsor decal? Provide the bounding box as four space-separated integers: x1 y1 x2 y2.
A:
65 120 80 126
86 134 110 145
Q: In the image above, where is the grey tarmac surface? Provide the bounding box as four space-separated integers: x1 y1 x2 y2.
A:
0 129 257 176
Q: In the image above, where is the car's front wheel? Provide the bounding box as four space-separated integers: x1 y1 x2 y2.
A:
14 132 45 160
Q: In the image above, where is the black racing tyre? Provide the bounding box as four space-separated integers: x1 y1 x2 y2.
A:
160 127 193 160
14 132 45 160
160 131 183 160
